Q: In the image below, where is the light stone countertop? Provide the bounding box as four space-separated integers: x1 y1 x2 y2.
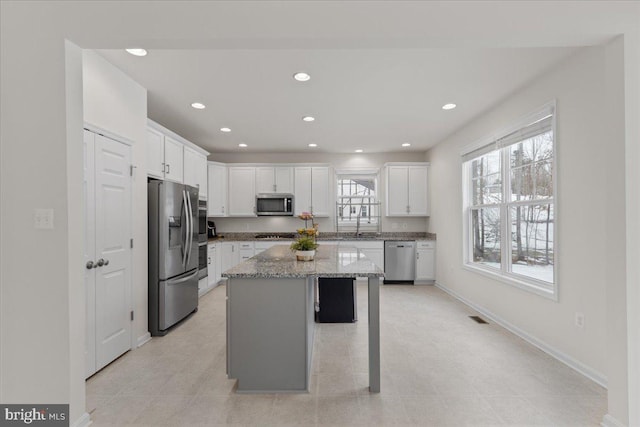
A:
221 244 384 279
209 231 435 243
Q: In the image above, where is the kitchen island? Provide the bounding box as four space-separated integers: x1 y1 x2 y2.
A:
222 244 384 393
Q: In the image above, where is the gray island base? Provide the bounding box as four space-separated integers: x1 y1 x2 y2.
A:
222 244 383 393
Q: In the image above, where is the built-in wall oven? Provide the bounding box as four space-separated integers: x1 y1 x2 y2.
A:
198 200 208 279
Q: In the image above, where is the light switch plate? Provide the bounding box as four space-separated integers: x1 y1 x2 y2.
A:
34 208 54 229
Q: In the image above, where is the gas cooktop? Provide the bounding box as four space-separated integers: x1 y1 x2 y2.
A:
254 233 296 239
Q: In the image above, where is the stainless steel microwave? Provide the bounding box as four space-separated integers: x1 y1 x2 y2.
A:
256 194 294 216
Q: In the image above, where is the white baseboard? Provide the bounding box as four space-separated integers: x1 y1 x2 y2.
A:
601 414 626 427
137 332 152 348
435 281 608 388
71 412 92 427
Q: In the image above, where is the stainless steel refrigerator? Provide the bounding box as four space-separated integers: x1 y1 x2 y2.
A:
148 180 199 336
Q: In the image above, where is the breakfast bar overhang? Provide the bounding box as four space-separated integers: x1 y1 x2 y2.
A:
222 244 383 393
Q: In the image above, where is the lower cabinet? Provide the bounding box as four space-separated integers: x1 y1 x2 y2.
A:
238 242 255 263
200 242 222 297
416 240 436 284
221 242 241 275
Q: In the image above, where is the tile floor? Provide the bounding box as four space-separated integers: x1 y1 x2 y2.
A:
86 282 606 426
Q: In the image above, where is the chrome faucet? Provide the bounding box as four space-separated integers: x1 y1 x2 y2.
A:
355 215 361 237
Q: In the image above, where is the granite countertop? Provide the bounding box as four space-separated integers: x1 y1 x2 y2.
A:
209 231 435 243
222 244 384 279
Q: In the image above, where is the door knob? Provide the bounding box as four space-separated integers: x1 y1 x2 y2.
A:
86 261 94 269
96 259 105 267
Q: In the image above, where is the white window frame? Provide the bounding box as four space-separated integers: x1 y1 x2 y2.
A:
335 169 380 230
461 101 558 300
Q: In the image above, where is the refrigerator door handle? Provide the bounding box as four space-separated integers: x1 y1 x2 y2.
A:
182 189 189 268
167 268 199 286
185 190 194 266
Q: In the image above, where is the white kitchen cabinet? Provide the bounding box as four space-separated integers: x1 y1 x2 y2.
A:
204 242 223 295
163 135 184 183
294 166 330 217
198 277 209 296
184 146 207 200
208 162 227 216
256 166 293 194
146 127 166 179
228 167 257 216
415 240 436 284
221 242 240 275
385 163 429 216
147 120 209 186
207 244 216 289
238 242 255 263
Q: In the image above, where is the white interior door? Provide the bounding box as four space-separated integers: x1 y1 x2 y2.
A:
83 130 97 378
93 133 132 372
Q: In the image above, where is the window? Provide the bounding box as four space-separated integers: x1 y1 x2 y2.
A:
336 171 379 228
462 104 556 298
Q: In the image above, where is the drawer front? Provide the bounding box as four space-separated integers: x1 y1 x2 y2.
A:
239 242 254 250
417 240 436 249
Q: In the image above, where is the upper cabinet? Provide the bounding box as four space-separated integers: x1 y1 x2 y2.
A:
294 166 330 217
385 163 429 216
146 127 166 179
146 119 209 191
256 166 294 194
208 162 228 216
146 127 184 183
228 167 257 216
163 136 184 183
183 146 207 200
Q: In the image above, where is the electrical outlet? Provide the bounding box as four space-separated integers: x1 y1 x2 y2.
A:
402 223 408 229
34 208 54 229
391 223 398 230
575 312 585 328
245 223 250 231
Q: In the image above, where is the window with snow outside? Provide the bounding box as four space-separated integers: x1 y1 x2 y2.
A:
463 105 556 297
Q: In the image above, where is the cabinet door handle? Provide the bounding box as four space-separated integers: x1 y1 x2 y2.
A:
417 252 420 259
273 184 276 192
166 164 170 174
208 257 211 264
86 261 94 270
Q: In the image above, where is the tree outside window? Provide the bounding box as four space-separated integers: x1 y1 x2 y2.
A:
464 106 555 296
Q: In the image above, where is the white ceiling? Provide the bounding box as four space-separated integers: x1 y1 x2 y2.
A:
98 47 576 153
88 1 637 155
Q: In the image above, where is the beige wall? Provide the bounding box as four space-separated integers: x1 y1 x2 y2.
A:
82 50 149 348
425 45 630 421
209 151 429 233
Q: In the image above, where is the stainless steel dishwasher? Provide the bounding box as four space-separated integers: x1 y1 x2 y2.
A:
384 241 416 284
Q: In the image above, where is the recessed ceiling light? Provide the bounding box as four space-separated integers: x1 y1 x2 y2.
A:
125 48 147 57
402 143 411 147
442 103 457 110
191 102 206 109
220 127 231 133
308 143 317 147
302 116 315 122
355 149 363 153
238 143 247 148
293 72 311 82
